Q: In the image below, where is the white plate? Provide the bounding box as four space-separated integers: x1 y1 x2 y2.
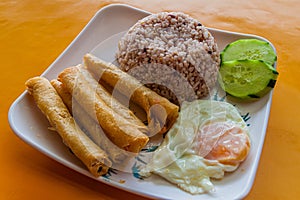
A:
8 4 276 200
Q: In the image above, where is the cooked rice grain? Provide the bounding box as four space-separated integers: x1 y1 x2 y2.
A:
117 12 220 104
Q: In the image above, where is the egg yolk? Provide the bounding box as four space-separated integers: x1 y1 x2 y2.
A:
194 122 250 166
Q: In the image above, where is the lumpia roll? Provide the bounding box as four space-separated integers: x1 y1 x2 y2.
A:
50 79 73 112
25 76 111 177
83 53 179 136
58 66 149 153
78 65 147 129
50 79 128 163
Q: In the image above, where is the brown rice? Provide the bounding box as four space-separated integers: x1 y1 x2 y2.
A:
116 12 220 105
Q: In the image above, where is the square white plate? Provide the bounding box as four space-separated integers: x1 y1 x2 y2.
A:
8 4 276 200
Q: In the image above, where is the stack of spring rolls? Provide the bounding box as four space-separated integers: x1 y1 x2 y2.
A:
25 54 179 177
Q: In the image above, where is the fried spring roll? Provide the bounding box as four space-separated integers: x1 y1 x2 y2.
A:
50 79 129 163
78 65 147 129
58 66 149 153
83 53 179 136
25 77 111 177
50 79 73 113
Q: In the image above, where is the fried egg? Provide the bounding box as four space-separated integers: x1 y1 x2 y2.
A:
140 100 250 194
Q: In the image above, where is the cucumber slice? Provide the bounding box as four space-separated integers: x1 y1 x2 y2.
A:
221 39 277 66
218 60 278 99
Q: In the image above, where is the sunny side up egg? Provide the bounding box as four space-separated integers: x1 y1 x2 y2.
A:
140 100 251 194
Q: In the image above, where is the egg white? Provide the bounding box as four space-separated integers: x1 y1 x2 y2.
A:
140 100 250 194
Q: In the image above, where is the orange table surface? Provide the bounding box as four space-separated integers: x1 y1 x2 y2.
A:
1 0 300 199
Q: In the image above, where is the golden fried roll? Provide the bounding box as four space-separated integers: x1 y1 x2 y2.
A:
58 66 149 153
84 53 179 136
50 79 73 112
50 79 128 163
25 76 111 177
78 66 147 130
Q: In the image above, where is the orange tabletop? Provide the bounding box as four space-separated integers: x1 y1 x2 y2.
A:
2 0 300 199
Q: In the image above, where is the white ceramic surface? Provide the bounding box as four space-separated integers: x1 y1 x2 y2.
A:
8 4 276 200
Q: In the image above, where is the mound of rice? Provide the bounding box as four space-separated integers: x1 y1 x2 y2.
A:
116 12 220 105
